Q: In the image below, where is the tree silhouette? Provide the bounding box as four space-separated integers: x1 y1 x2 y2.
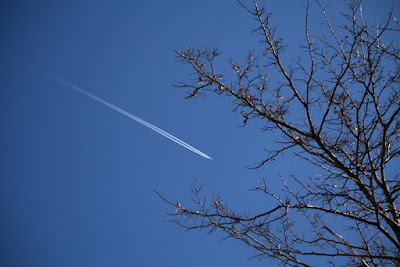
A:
156 0 400 265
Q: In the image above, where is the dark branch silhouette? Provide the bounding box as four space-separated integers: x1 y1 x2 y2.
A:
157 0 400 266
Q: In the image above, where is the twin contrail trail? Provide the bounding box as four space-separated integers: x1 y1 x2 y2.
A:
48 74 212 160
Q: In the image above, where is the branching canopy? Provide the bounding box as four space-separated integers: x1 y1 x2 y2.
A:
157 1 400 266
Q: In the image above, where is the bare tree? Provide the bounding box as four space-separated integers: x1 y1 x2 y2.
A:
156 0 400 266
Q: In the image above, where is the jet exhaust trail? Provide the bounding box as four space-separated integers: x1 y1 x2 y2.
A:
48 74 213 160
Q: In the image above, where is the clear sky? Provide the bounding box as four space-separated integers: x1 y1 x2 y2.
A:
0 1 398 266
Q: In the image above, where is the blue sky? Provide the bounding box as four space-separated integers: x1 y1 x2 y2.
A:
0 1 398 266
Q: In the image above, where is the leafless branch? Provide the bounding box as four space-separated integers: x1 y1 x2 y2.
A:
159 0 400 265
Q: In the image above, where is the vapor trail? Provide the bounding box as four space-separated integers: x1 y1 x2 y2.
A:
48 74 213 160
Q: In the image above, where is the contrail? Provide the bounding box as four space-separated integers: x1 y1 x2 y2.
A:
47 74 213 160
